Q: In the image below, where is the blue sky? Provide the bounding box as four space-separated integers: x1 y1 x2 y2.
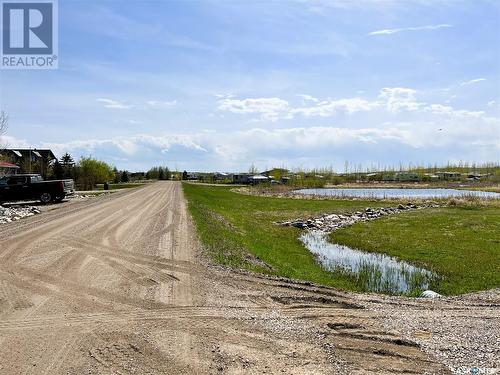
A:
1 0 499 172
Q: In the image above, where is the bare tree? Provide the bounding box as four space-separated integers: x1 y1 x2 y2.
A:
248 163 258 175
0 111 7 136
0 111 8 151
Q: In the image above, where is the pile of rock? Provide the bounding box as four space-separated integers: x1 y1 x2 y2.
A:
277 203 437 232
0 205 41 224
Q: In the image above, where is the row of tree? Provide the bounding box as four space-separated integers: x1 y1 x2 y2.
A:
49 155 178 190
146 166 171 180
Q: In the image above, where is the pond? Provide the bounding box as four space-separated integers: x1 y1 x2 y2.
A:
295 188 500 199
300 231 436 294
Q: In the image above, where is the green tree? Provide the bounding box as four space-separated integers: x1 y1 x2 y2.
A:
113 167 120 183
121 170 130 183
74 157 113 190
60 153 75 178
182 170 188 180
146 167 159 180
52 160 64 179
146 166 172 180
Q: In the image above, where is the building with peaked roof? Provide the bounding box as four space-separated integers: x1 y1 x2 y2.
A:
0 149 56 178
0 161 20 176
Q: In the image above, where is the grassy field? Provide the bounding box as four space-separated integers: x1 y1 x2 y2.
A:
183 183 500 295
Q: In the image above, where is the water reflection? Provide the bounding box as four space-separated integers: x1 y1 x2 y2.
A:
300 231 435 294
296 188 500 199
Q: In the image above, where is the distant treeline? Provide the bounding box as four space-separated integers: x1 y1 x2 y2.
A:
46 155 499 191
145 166 171 180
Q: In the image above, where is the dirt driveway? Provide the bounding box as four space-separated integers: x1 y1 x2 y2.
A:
0 181 455 374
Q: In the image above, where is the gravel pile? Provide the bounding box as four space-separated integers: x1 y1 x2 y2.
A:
277 203 438 232
0 205 41 224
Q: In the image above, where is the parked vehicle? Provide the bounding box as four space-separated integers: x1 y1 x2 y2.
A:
0 174 75 204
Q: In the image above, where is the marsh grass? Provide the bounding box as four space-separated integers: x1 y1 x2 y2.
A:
331 207 500 295
300 231 436 295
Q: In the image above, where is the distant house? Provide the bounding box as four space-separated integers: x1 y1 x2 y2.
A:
261 168 289 177
232 174 271 185
233 174 252 184
466 172 489 181
214 172 232 182
394 172 420 182
249 175 270 184
0 161 20 176
424 173 439 181
435 171 462 181
0 149 56 178
382 174 395 182
186 173 199 181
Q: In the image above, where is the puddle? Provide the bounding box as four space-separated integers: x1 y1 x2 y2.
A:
300 231 435 294
295 188 500 199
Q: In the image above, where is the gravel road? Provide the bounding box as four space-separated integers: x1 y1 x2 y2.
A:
0 182 495 374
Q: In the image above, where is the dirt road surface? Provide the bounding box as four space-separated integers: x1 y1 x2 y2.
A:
0 181 484 374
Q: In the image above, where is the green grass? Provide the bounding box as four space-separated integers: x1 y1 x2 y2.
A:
183 183 500 296
185 183 395 292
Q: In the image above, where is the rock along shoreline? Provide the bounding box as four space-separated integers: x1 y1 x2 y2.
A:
276 202 438 233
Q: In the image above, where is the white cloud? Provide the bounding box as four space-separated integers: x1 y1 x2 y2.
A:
97 98 178 110
425 104 485 118
0 135 30 148
217 97 290 121
35 107 499 171
460 78 486 86
213 93 235 99
291 98 378 117
41 127 417 164
218 96 378 121
146 100 177 107
369 24 452 36
379 87 422 112
297 94 319 103
217 89 492 122
97 98 132 110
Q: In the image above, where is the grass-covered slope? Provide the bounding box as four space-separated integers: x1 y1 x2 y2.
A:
183 183 500 295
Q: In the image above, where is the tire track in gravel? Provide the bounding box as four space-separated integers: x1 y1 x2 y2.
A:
0 182 451 374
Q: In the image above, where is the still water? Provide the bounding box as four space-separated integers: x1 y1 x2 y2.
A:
300 231 435 294
296 188 500 199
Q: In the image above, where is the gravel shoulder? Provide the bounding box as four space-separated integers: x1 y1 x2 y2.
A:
0 182 496 374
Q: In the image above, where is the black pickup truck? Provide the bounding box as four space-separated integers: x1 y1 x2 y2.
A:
0 174 75 204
